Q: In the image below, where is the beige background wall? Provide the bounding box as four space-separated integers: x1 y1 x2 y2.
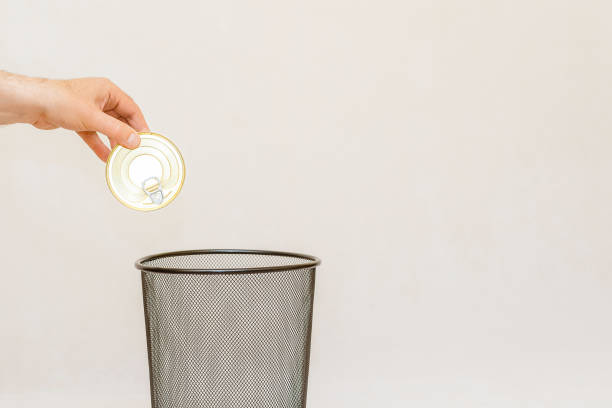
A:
2 1 612 406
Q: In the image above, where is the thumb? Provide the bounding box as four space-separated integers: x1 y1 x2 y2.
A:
87 110 141 149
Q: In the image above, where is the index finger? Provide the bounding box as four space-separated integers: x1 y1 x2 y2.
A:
105 83 150 132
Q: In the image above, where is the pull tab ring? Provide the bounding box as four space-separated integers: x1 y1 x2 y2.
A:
142 176 164 205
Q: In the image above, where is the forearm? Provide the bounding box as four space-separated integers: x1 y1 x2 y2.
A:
0 70 46 125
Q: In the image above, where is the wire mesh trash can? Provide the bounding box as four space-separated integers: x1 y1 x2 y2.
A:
135 249 321 408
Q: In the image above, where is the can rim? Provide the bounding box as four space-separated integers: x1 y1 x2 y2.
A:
135 249 321 275
106 132 186 212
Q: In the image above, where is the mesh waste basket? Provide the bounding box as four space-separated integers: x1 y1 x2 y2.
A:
135 249 321 408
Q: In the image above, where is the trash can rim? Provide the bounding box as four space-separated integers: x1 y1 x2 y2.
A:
135 249 321 274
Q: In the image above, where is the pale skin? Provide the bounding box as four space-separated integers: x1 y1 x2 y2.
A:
0 70 148 161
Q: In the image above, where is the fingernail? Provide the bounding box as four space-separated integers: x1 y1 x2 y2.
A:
127 133 140 149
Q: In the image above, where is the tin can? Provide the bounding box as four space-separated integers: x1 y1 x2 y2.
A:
106 132 185 211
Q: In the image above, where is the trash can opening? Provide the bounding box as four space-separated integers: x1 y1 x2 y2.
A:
136 249 321 274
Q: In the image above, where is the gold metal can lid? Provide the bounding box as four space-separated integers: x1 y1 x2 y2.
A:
106 132 185 211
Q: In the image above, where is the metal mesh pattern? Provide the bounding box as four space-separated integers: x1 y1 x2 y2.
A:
139 251 317 408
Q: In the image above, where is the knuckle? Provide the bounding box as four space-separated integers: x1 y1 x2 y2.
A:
111 120 125 137
97 77 114 88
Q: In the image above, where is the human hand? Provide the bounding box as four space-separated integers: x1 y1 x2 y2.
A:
0 71 148 161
